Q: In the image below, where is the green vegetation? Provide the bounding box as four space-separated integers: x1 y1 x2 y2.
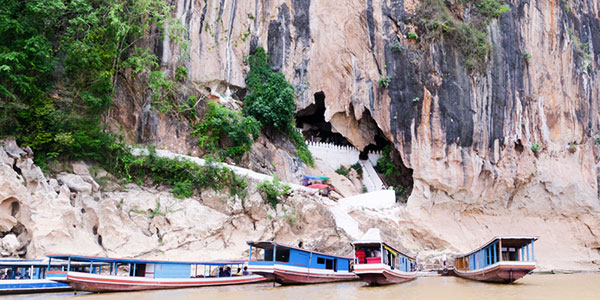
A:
412 97 421 102
149 200 167 218
407 32 419 40
0 0 185 169
522 50 532 63
244 47 313 166
561 0 570 13
335 163 363 178
175 66 188 83
193 101 261 160
245 47 295 131
149 70 178 114
335 166 349 177
131 200 167 218
568 28 592 72
461 0 510 19
172 181 193 199
119 148 248 199
531 143 540 154
350 162 363 176
289 129 314 167
378 76 391 88
257 176 291 208
390 41 405 52
417 0 510 72
376 145 411 202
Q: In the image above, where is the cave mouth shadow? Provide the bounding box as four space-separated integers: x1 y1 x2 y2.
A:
296 91 351 145
295 92 414 202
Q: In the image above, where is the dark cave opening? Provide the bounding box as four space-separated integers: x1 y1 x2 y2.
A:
359 110 391 160
359 111 414 202
296 92 351 145
296 91 414 202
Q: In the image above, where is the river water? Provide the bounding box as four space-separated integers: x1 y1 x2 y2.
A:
7 273 600 300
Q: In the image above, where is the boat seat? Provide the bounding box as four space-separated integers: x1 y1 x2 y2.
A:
366 257 381 264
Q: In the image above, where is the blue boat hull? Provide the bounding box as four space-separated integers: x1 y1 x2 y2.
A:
0 279 72 294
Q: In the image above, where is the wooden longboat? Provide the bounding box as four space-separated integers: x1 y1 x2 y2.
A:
247 241 358 285
45 255 264 292
0 258 97 294
351 229 418 285
453 236 538 283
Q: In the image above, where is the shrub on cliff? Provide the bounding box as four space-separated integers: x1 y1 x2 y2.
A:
376 145 412 202
243 47 314 166
193 101 261 159
416 0 510 72
117 148 248 199
335 166 349 177
258 176 291 208
244 47 295 131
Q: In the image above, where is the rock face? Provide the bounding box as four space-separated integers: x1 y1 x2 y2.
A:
114 0 600 220
98 1 600 269
0 140 598 271
0 140 352 261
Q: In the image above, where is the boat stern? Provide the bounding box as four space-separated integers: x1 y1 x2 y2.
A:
247 261 276 281
496 261 536 282
45 271 68 282
353 263 416 285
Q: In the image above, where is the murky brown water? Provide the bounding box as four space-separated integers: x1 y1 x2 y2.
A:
6 273 600 300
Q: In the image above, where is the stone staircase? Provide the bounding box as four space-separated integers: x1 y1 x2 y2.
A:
359 160 384 192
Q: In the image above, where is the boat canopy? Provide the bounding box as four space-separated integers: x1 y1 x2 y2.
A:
0 259 96 268
47 255 246 266
454 236 538 259
304 176 329 181
351 229 415 260
246 241 353 260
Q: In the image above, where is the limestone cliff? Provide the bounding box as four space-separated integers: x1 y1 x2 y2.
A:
3 0 599 271
116 0 600 246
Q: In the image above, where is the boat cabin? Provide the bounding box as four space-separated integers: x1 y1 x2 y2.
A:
0 258 97 280
47 255 248 279
247 241 352 272
352 241 416 272
454 237 537 271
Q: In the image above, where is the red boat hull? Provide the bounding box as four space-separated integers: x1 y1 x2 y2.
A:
353 264 417 285
62 271 265 292
249 264 358 285
454 262 535 283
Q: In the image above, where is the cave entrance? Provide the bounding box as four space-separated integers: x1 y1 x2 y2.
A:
359 112 414 203
295 92 351 145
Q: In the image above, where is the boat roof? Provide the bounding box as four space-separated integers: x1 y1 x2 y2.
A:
304 175 329 181
247 241 353 260
454 236 538 258
47 254 248 266
350 229 416 260
0 258 103 267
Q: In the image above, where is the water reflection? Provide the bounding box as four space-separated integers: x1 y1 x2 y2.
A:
5 273 600 300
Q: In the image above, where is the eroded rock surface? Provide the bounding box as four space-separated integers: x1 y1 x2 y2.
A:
1 140 599 271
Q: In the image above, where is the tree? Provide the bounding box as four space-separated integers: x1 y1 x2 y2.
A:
243 47 296 132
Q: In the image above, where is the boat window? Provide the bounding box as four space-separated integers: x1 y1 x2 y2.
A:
325 259 333 270
317 257 325 264
134 264 146 277
264 249 273 261
275 248 290 263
